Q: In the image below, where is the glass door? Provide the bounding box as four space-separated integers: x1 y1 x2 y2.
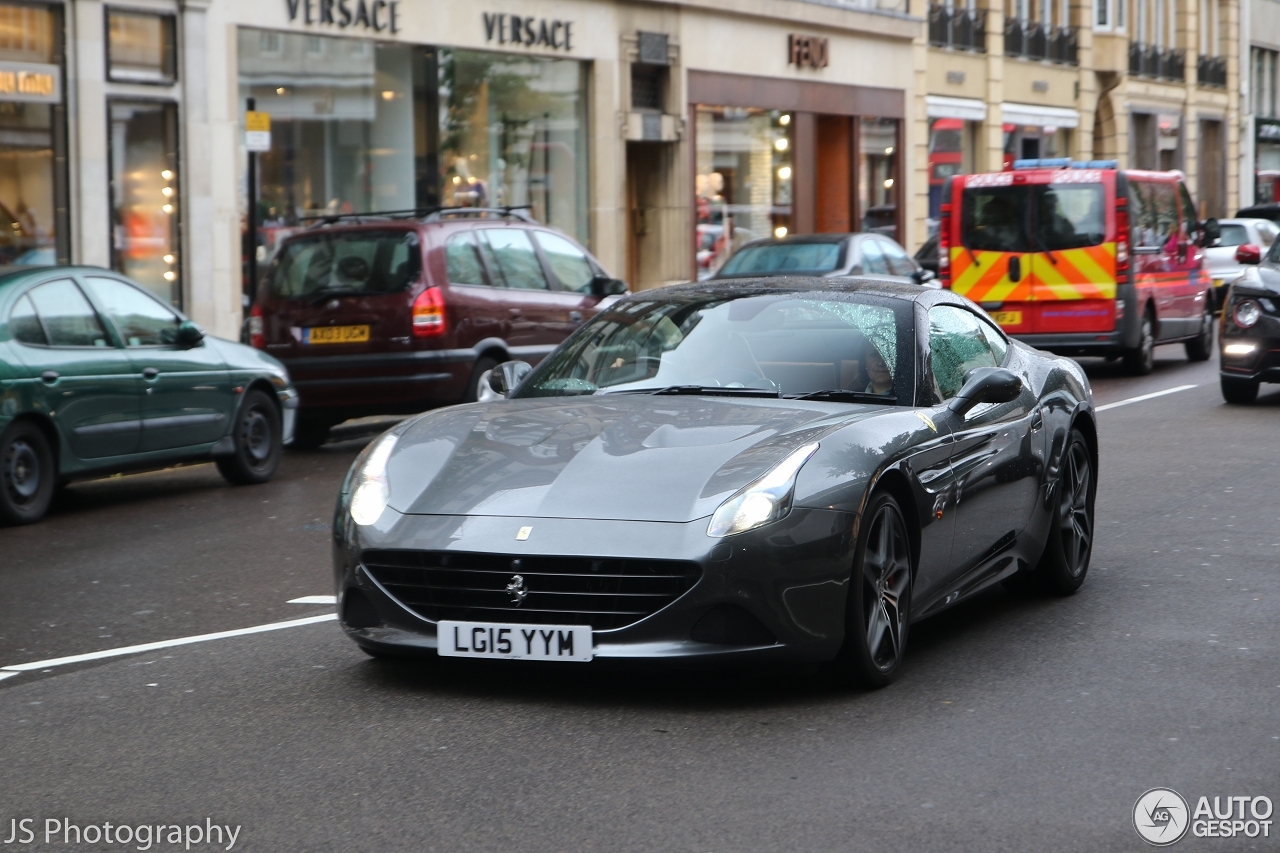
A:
108 100 181 306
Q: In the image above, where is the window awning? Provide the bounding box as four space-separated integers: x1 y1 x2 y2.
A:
1000 102 1080 129
926 95 987 122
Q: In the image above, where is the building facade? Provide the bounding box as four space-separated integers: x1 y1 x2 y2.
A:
1241 0 1280 206
920 0 1239 247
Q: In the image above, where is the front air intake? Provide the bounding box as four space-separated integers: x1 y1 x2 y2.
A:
690 604 776 646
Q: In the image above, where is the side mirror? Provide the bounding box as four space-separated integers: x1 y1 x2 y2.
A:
1201 218 1221 247
911 268 939 287
1235 243 1262 265
175 320 205 348
486 360 532 398
589 274 628 298
947 367 1023 417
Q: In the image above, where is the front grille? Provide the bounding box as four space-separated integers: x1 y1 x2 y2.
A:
361 550 701 631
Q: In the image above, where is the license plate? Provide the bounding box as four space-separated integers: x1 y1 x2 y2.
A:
438 620 593 662
990 310 1023 326
1213 278 1223 288
304 325 369 344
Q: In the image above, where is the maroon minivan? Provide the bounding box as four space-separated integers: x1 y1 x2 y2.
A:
249 209 625 448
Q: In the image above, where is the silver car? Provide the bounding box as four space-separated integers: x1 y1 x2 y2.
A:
1206 218 1280 310
712 233 938 287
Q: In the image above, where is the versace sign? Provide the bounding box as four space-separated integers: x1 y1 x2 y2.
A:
286 0 402 33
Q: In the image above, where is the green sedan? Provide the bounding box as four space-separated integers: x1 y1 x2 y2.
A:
0 267 298 524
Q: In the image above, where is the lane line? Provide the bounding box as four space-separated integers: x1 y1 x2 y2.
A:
1095 384 1198 412
288 595 337 605
1 614 337 673
0 671 19 682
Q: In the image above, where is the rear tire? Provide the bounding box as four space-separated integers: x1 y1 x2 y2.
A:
837 492 913 688
1221 376 1260 405
1184 302 1213 362
464 356 499 403
0 420 54 525
1124 312 1155 375
1034 429 1095 595
216 390 282 485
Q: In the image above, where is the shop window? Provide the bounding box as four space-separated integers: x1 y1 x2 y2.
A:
0 2 67 265
694 107 792 278
109 100 181 306
859 117 899 241
106 9 176 85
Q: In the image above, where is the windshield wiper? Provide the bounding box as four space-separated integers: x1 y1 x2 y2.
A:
607 385 781 398
308 288 365 305
783 389 897 404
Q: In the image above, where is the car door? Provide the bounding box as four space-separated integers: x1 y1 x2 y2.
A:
928 304 1040 579
81 275 232 452
1138 179 1183 338
477 227 561 363
13 278 142 459
1175 181 1210 326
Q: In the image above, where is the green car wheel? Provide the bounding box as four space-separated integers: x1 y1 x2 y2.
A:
0 420 55 525
216 389 282 485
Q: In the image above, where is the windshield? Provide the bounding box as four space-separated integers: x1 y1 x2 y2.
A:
717 242 844 277
267 231 421 298
516 292 915 402
1217 224 1248 247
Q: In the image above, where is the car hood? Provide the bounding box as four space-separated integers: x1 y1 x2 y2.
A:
384 395 892 522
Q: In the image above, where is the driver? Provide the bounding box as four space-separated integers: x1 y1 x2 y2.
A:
864 345 894 395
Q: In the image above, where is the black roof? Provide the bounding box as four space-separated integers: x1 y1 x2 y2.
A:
624 276 948 305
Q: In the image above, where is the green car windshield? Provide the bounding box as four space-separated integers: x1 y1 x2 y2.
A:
516 292 915 402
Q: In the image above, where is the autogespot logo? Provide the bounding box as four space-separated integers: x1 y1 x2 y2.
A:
1134 788 1191 846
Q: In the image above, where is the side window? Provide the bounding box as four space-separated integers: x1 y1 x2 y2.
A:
928 305 998 400
1177 183 1198 233
444 233 488 286
1151 182 1179 250
534 231 595 292
976 316 1009 363
25 280 109 347
9 294 47 345
83 277 181 346
1127 182 1152 248
859 238 889 274
480 229 550 291
878 239 916 276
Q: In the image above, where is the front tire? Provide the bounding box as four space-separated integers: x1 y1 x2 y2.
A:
1035 429 1095 595
838 492 913 687
0 420 54 525
1124 312 1155 375
1221 376 1259 405
216 389 282 485
1185 302 1213 362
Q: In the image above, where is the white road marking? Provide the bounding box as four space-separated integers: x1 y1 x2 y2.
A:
1 614 337 674
1095 384 1198 412
288 595 337 605
0 671 19 682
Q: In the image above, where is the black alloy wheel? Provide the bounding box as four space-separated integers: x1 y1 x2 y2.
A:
0 420 55 525
464 356 500 403
1185 302 1213 362
1036 429 1095 595
216 389 282 485
1220 376 1260 405
840 491 913 687
1124 312 1155 375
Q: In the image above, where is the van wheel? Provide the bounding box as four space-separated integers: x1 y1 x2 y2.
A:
0 420 55 525
290 415 332 450
464 356 499 403
1221 376 1259 405
1185 303 1213 362
1124 312 1155 375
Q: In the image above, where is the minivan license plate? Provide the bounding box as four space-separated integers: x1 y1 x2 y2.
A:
304 325 369 344
438 620 592 662
990 310 1022 326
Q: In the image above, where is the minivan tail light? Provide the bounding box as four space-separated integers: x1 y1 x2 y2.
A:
1114 198 1130 285
938 201 951 288
249 303 265 349
412 286 446 337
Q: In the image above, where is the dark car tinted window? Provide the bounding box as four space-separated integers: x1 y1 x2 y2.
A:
84 277 181 346
269 231 421 298
1038 184 1105 250
717 242 844 276
9 293 46 345
481 229 549 290
26 280 109 347
961 185 1029 252
445 233 488 286
535 231 595 292
929 305 999 400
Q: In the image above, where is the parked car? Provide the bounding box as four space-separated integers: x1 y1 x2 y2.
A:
1204 218 1280 311
712 233 937 286
0 267 296 525
249 208 626 448
1218 238 1280 404
1234 202 1280 225
938 160 1217 375
333 278 1095 685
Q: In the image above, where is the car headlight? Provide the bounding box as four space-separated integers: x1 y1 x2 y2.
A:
707 443 818 538
349 433 399 526
1234 299 1262 328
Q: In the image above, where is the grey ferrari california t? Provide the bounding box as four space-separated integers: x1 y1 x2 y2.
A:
333 278 1096 686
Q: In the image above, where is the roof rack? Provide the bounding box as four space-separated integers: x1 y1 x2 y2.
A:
300 205 537 228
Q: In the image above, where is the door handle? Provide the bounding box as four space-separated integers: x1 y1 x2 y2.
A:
569 310 583 323
509 309 522 317
1008 255 1022 282
40 370 58 383
142 367 159 380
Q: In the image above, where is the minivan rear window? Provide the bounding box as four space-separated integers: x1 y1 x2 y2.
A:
961 186 1029 252
268 231 421 298
961 182 1105 252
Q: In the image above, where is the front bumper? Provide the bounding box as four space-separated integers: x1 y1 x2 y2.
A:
1220 310 1280 383
332 506 857 665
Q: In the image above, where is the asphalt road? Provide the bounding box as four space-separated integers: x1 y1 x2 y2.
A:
1 343 1278 852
